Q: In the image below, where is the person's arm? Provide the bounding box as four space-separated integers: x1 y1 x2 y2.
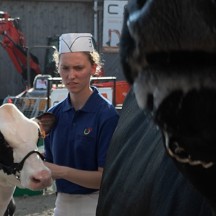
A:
44 162 103 189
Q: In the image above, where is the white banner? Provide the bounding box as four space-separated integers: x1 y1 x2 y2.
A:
102 0 128 53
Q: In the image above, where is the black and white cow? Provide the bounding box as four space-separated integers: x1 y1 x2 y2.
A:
97 0 216 216
0 103 55 216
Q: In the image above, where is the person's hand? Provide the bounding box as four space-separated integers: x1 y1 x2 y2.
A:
44 161 66 180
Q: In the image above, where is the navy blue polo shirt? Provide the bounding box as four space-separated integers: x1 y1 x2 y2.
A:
44 87 119 194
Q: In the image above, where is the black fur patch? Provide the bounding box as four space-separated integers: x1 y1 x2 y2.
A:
0 132 14 172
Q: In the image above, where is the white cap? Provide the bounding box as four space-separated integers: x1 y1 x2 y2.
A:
59 33 95 54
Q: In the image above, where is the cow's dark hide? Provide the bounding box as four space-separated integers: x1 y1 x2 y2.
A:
117 0 216 214
96 90 213 216
0 133 16 215
4 198 16 216
0 132 14 174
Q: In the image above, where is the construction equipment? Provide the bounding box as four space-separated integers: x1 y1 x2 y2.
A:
0 10 58 117
0 11 42 86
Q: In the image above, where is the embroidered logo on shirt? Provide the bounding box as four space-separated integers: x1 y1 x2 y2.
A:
84 128 92 135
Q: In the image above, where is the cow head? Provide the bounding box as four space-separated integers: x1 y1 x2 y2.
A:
120 0 216 211
0 103 56 190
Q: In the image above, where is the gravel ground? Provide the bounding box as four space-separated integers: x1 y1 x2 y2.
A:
14 187 56 216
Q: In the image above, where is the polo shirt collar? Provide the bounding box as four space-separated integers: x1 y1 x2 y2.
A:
62 87 99 113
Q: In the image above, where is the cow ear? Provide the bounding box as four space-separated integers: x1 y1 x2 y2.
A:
34 113 56 136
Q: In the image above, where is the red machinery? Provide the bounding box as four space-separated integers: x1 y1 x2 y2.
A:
0 11 41 85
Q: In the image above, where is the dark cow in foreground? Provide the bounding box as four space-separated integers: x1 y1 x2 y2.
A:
97 0 216 216
0 103 55 216
97 90 213 216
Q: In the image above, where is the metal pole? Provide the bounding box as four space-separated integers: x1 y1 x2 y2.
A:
27 47 31 88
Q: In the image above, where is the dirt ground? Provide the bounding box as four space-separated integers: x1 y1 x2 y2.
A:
14 188 56 216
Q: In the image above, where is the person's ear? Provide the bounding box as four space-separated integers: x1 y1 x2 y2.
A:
91 64 97 76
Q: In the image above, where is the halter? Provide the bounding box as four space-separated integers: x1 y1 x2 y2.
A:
0 150 45 180
164 131 215 169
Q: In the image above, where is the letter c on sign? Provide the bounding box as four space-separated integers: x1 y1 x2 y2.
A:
108 4 118 15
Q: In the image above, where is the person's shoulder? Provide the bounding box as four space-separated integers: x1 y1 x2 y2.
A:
95 93 117 111
92 87 112 105
97 97 119 121
90 86 119 116
47 97 68 114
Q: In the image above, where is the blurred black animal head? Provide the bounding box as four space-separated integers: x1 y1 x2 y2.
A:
120 0 216 212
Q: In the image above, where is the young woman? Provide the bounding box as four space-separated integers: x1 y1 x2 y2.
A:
44 33 119 216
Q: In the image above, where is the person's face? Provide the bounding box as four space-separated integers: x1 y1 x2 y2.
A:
59 52 95 94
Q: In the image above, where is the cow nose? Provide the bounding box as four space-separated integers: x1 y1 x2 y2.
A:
30 169 52 190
